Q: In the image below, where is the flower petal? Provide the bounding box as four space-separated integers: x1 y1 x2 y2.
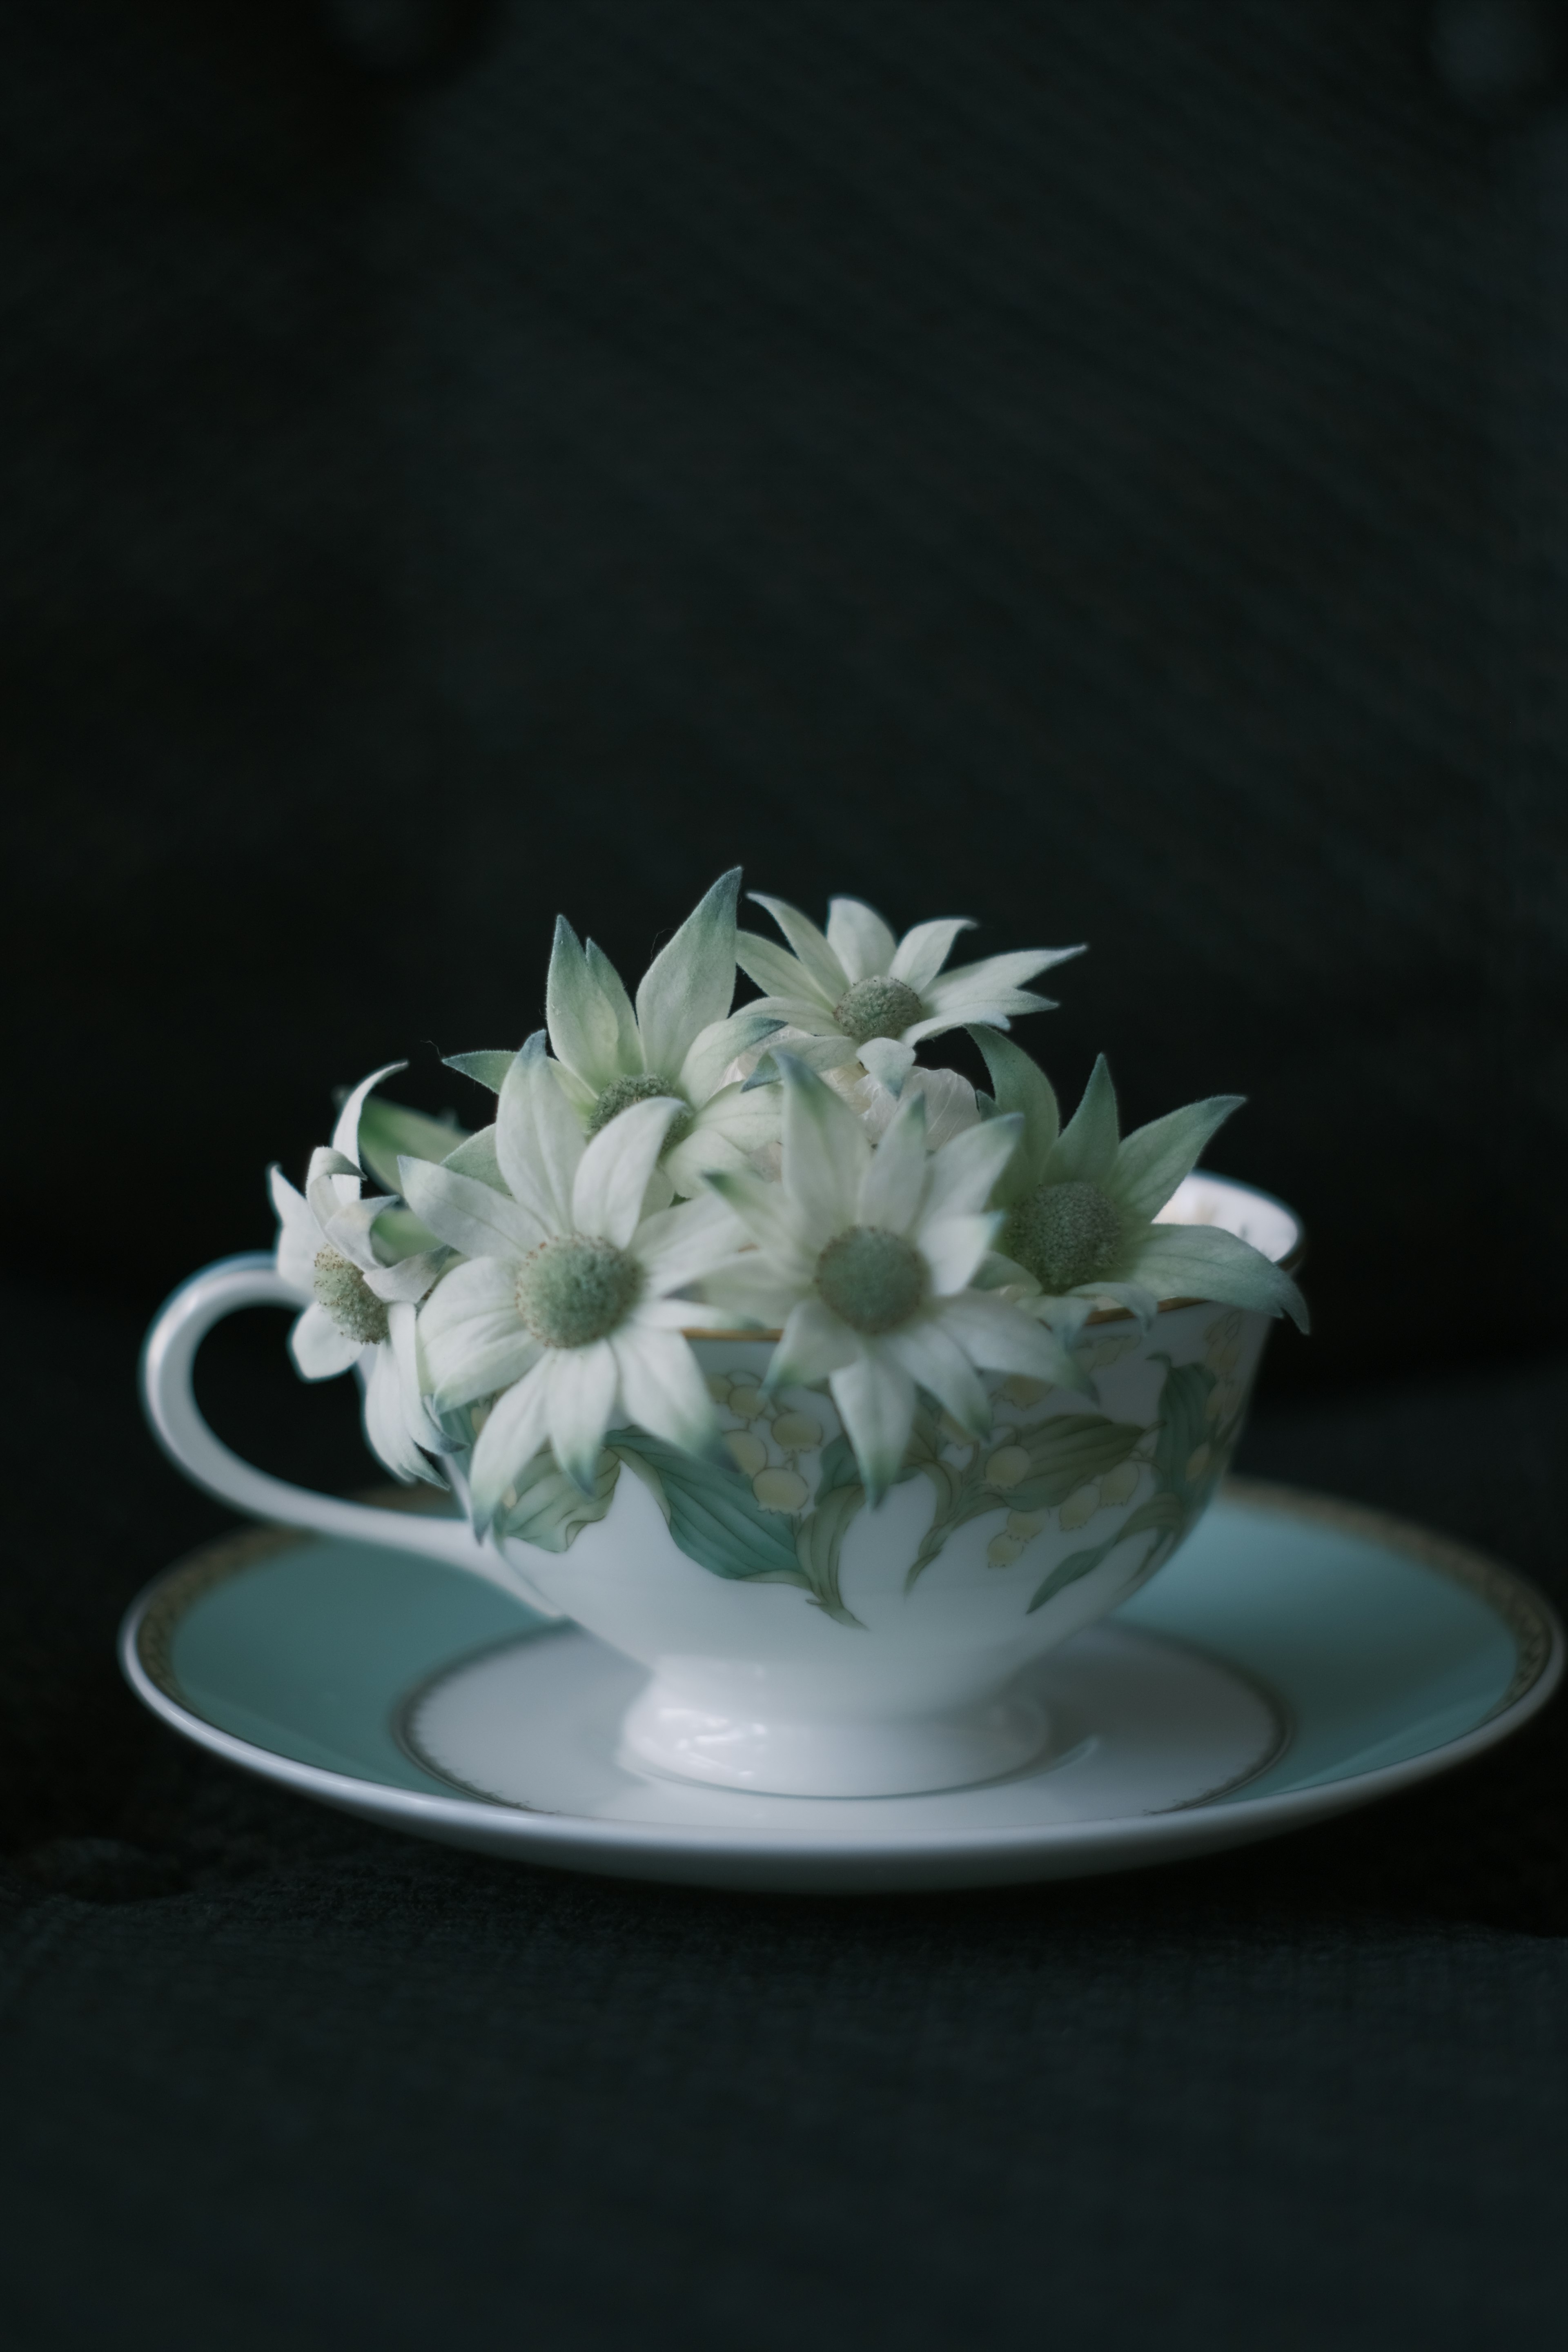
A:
827 1348 916 1508
269 1165 323 1297
734 929 837 1011
779 1054 870 1238
362 1248 448 1305
634 1192 744 1294
747 893 849 1003
635 868 742 1080
586 939 643 1069
469 1362 554 1529
419 1259 541 1410
1042 1054 1121 1186
883 1318 991 1437
767 1294 860 1389
677 1008 785 1106
920 1113 1024 1221
856 1037 917 1094
545 1339 621 1492
826 896 898 982
1106 1096 1246 1222
441 1049 517 1095
571 1095 682 1245
546 915 635 1093
361 1336 438 1486
702 1167 814 1258
496 1031 581 1233
287 1301 360 1381
970 1027 1060 1200
856 1089 928 1234
399 1154 546 1261
1126 1225 1310 1330
662 1082 782 1196
612 1323 719 1457
888 916 975 992
918 1212 1000 1295
330 1062 408 1170
934 1292 1076 1384
926 943 1084 1003
388 1300 447 1481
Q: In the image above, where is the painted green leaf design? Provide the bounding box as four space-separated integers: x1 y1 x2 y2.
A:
499 1447 620 1553
795 1481 867 1627
1026 1491 1185 1615
610 1431 808 1588
356 1096 470 1194
905 1410 1145 1590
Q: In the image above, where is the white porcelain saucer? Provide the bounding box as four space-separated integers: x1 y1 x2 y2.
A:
121 1481 1561 1893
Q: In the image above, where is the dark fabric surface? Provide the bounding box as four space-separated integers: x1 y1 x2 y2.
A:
0 1290 1563 2347
4 6 1567 2345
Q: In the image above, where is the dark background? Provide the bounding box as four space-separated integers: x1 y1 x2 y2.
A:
2 5 1565 2348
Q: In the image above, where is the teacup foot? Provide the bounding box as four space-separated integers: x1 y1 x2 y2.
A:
617 1673 1051 1798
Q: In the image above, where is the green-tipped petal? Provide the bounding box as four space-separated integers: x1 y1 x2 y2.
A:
1107 1096 1245 1222
918 1212 1000 1296
747 892 849 1002
676 1007 785 1105
399 1154 546 1262
826 897 898 981
571 1095 680 1246
544 1338 621 1493
635 869 742 1079
828 1348 917 1508
634 1193 744 1295
585 940 642 1069
547 916 636 1092
331 1062 408 1172
496 1031 581 1234
767 1296 860 1390
857 1036 917 1094
441 1050 517 1096
884 1317 991 1437
612 1324 719 1459
778 1054 870 1236
662 1082 782 1196
920 1113 1024 1222
970 1027 1060 1200
734 929 833 1009
855 1089 927 1235
888 917 974 992
1043 1054 1121 1185
935 1292 1076 1385
420 1260 541 1412
468 1363 553 1529
1131 1225 1309 1330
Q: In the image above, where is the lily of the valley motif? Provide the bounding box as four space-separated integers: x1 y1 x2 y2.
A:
267 870 1307 1618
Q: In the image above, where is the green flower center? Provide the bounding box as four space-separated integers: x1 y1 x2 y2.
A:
833 975 925 1047
586 1071 694 1151
815 1225 927 1334
312 1247 390 1346
515 1235 643 1349
1002 1180 1124 1295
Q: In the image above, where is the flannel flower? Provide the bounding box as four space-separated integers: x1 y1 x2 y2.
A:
270 1062 448 1485
400 1033 742 1522
972 1029 1309 1339
733 892 1082 1097
700 1055 1075 1504
508 867 781 1204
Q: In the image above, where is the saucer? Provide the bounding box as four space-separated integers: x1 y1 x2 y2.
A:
120 1481 1562 1893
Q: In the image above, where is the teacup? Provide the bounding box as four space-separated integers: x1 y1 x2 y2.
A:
142 1172 1301 1798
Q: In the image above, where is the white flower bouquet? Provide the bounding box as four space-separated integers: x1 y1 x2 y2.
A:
270 869 1306 1579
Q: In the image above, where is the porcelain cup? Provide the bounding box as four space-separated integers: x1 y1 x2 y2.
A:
142 1173 1300 1799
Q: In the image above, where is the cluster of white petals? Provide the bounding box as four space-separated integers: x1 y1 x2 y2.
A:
266 873 1304 1519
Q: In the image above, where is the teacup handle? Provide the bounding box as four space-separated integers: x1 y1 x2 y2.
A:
140 1253 556 1608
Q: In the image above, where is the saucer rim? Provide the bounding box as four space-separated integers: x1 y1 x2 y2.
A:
118 1480 1564 1887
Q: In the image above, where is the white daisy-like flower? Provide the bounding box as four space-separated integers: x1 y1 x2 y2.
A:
270 1063 450 1486
733 892 1083 1097
972 1029 1309 1337
523 868 784 1202
399 1033 742 1520
699 1055 1075 1505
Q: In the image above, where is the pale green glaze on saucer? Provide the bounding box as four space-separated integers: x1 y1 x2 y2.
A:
121 1483 1561 1893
